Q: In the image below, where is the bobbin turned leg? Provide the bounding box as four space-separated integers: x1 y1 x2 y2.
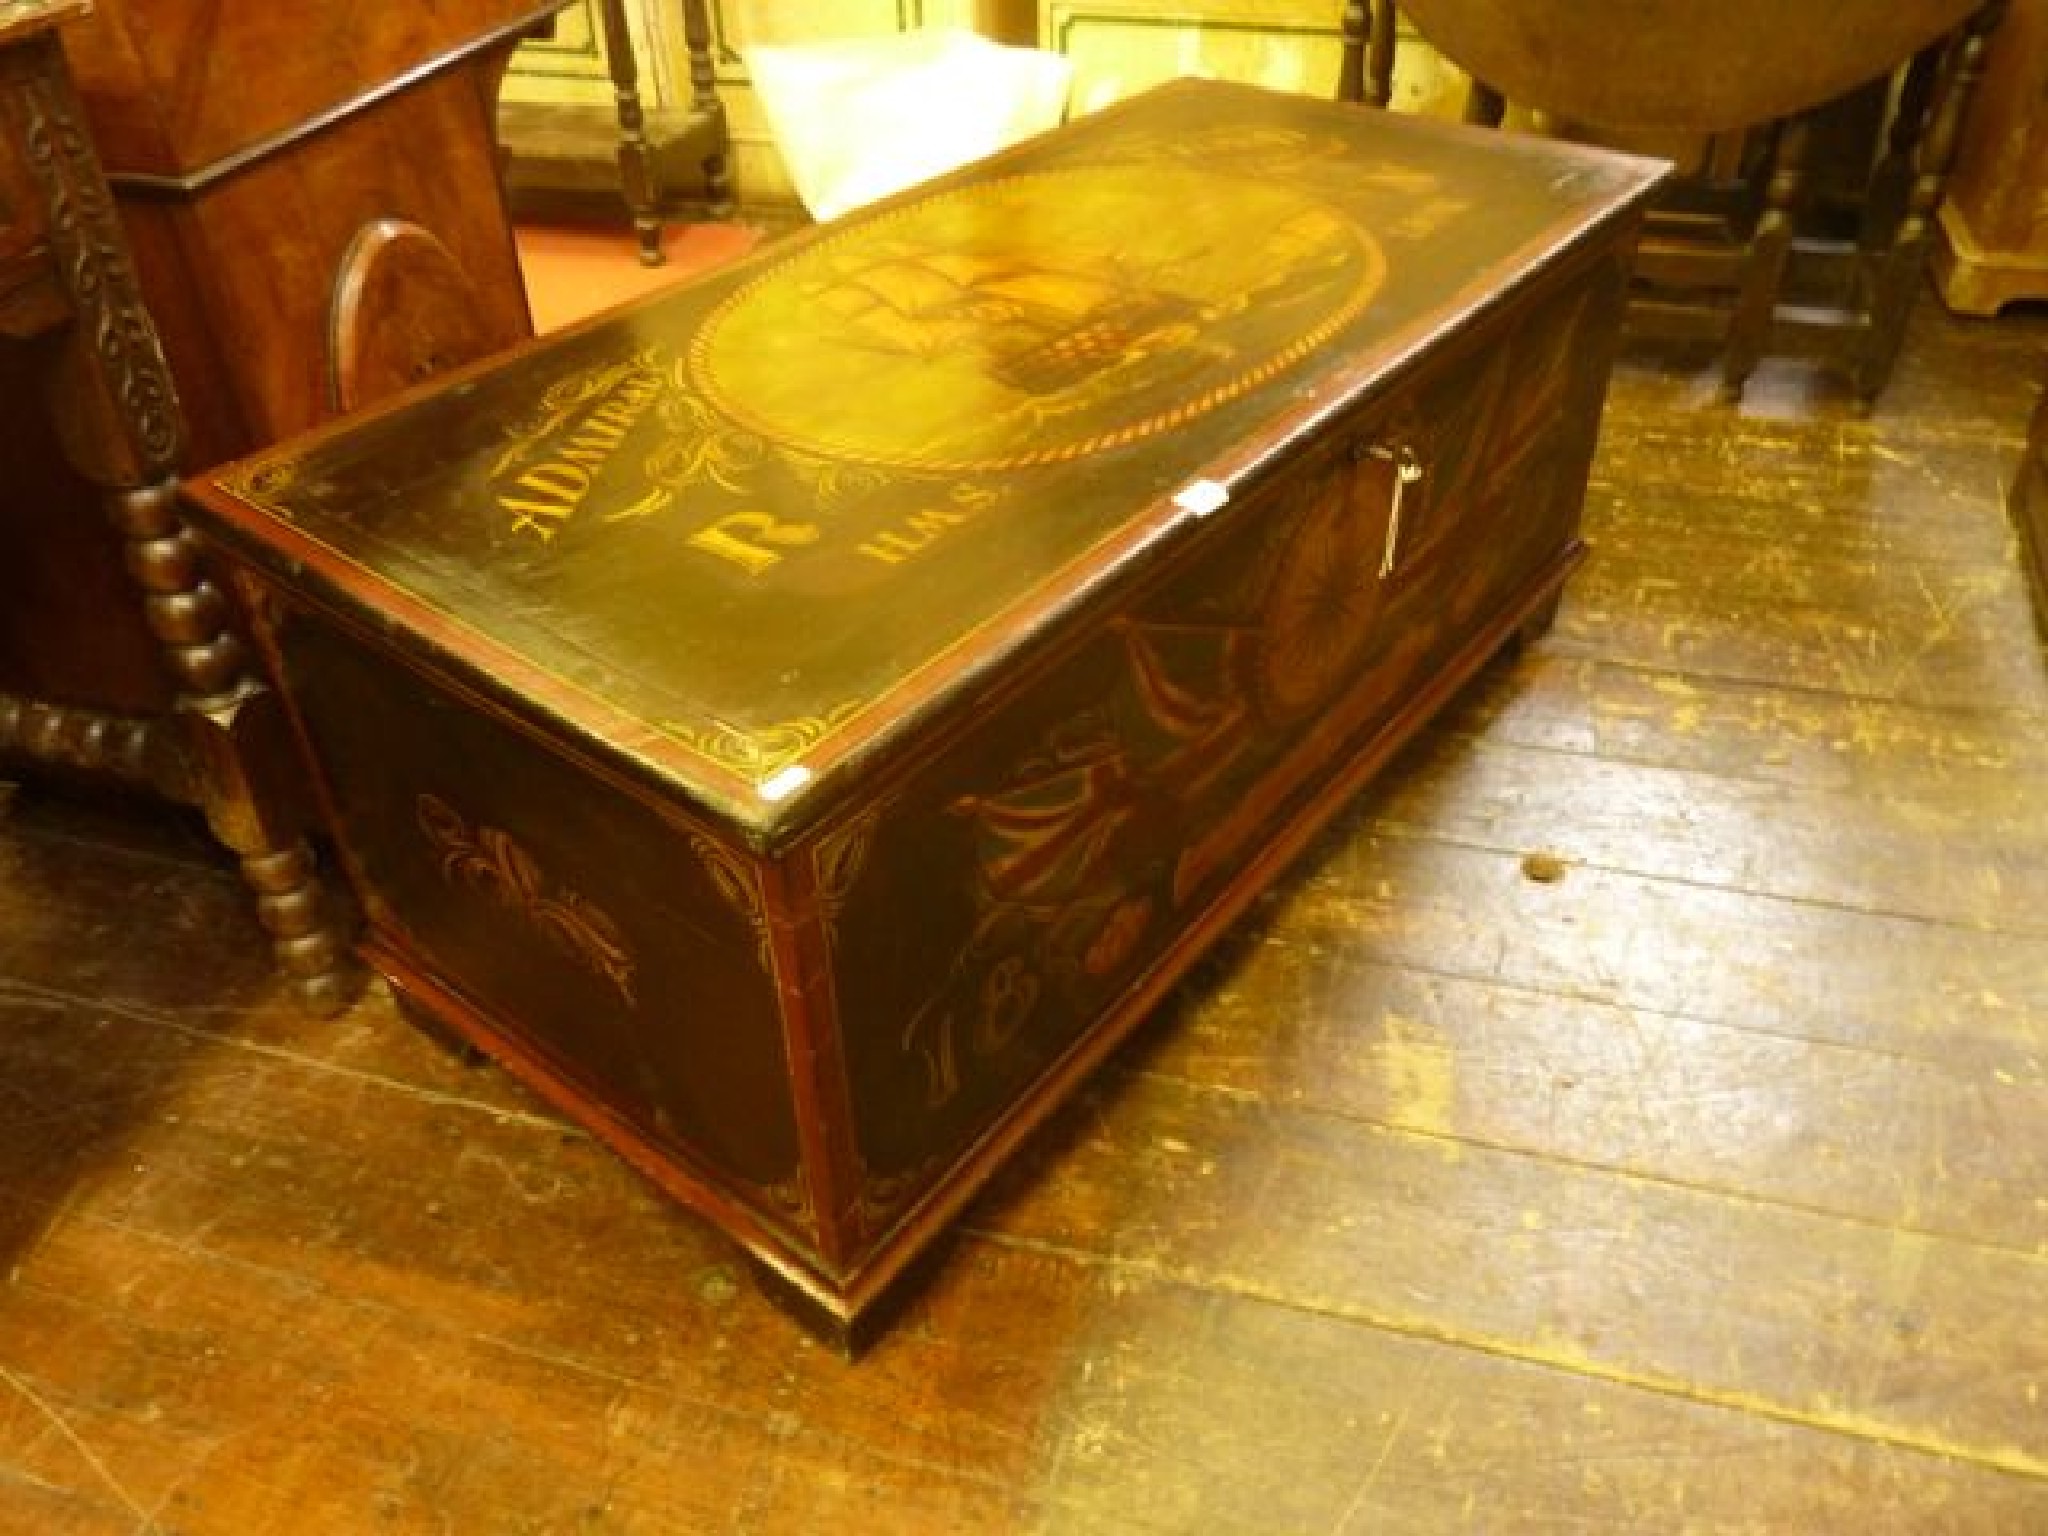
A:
1860 41 1944 254
113 483 358 1016
595 0 663 266
1336 1 1397 109
1856 0 2005 403
681 0 733 217
1721 115 1810 403
0 690 190 799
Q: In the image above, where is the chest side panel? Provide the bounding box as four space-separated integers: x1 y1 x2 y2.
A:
260 596 813 1245
815 247 1631 1256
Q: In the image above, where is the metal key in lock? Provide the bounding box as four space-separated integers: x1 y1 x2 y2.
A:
1366 444 1425 579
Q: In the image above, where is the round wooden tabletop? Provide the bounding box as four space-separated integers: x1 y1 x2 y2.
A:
1398 0 1984 130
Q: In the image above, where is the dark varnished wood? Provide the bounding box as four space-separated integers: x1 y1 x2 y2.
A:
80 3 551 464
56 0 564 179
0 688 183 794
0 276 2044 1529
1335 0 1395 108
498 0 730 243
1719 116 1810 402
195 85 1663 836
185 81 1665 1341
1857 0 2008 398
592 0 660 265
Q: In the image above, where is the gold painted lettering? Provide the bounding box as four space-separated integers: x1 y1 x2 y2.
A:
906 507 966 538
500 496 577 543
493 365 666 539
858 505 971 567
558 416 632 470
857 532 922 566
687 511 822 575
516 463 593 503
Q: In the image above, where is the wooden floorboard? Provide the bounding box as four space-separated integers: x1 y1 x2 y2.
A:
0 292 2045 1530
1135 946 2048 1252
1455 653 2048 803
974 1066 2048 1476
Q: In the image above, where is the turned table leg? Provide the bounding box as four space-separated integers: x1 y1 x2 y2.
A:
1337 1 1397 109
1721 114 1811 402
0 690 189 797
595 0 663 266
1856 0 2005 403
680 0 733 217
1860 40 1945 256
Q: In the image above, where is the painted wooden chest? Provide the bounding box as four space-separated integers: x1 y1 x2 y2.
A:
183 80 1665 1347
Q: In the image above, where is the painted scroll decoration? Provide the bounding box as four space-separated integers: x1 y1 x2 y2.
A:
416 792 637 1006
892 281 1597 1120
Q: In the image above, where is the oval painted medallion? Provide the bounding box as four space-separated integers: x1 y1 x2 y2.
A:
689 164 1386 474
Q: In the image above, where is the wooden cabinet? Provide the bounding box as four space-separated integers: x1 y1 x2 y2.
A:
0 1 358 1011
0 1 566 1012
62 0 556 465
1934 0 2048 314
0 0 557 716
185 81 1663 1342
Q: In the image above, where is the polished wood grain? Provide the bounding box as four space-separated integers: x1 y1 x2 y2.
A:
98 17 545 466
57 0 563 177
0 274 2044 1528
1 0 554 712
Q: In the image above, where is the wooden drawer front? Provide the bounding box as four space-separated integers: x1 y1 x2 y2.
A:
819 252 1627 1253
270 598 812 1241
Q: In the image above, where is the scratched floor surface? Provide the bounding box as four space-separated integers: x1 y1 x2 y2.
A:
0 273 2046 1530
